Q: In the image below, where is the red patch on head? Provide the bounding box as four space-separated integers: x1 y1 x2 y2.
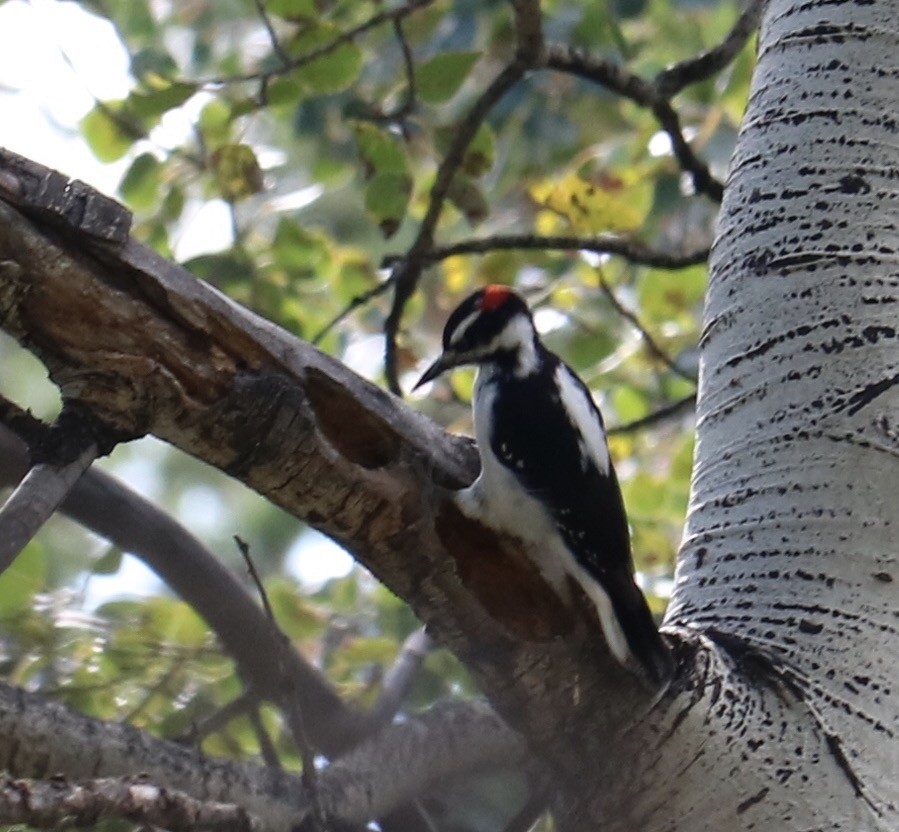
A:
479 284 512 311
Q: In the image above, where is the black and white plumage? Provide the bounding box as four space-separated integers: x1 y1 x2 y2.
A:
415 285 673 688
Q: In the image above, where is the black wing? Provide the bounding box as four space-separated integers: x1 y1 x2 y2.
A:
488 352 633 578
488 351 672 686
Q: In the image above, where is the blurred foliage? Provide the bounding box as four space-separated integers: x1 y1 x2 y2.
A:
0 0 755 827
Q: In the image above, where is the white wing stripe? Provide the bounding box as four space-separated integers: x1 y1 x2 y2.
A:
555 366 610 475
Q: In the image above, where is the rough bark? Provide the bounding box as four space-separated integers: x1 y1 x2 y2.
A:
0 0 897 827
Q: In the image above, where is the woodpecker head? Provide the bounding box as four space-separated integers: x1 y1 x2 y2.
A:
414 285 539 389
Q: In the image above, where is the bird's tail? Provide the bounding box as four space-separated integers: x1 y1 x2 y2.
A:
606 573 674 691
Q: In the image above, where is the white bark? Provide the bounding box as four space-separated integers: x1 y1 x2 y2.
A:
665 0 899 827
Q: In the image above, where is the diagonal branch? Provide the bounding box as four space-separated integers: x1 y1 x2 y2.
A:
383 0 545 394
0 442 96 575
0 159 679 816
607 393 696 435
596 272 697 383
654 0 765 98
0 419 364 757
383 60 531 393
252 0 291 68
204 0 438 87
542 44 724 201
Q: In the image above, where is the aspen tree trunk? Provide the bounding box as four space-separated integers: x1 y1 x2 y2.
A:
656 0 899 828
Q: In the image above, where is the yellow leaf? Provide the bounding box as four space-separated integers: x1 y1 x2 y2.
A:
529 168 653 233
443 255 471 293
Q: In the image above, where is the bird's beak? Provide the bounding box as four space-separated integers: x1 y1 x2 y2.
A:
413 352 457 391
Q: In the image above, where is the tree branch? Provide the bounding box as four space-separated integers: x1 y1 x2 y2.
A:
234 536 323 824
382 234 709 270
596 272 697 383
367 627 433 728
383 0 546 394
384 60 531 393
0 156 700 826
0 775 257 832
252 0 290 68
542 44 724 201
204 0 438 87
654 0 765 97
0 442 96 575
0 682 524 832
606 393 696 435
0 419 364 757
0 158 666 792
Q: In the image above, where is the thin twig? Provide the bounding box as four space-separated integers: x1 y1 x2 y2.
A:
382 234 709 270
311 276 396 346
234 536 324 828
248 704 282 769
252 0 291 67
173 691 258 746
0 443 97 576
607 393 696 435
367 628 433 727
383 18 418 123
654 0 765 97
596 272 697 383
203 0 437 87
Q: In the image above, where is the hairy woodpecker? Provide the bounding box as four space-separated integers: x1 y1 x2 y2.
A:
415 285 673 688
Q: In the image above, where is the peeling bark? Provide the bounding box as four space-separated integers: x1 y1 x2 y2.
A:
0 0 898 826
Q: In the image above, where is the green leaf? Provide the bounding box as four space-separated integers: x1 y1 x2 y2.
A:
210 144 264 201
446 175 489 226
120 153 162 210
339 635 398 666
127 81 197 120
93 546 124 576
130 47 179 81
417 51 479 104
352 122 407 179
286 23 363 96
268 0 317 18
0 542 46 613
198 100 233 146
364 172 412 238
272 219 331 276
462 124 496 177
434 123 496 178
80 104 139 163
267 579 326 639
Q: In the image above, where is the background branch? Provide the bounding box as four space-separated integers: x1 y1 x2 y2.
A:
383 234 709 270
384 60 531 393
0 439 97 575
654 0 765 97
0 682 524 832
0 775 256 832
542 44 724 201
0 419 364 757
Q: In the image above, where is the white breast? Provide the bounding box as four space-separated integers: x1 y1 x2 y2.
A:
454 369 570 589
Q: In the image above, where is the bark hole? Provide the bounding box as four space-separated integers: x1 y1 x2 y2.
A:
305 368 401 469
